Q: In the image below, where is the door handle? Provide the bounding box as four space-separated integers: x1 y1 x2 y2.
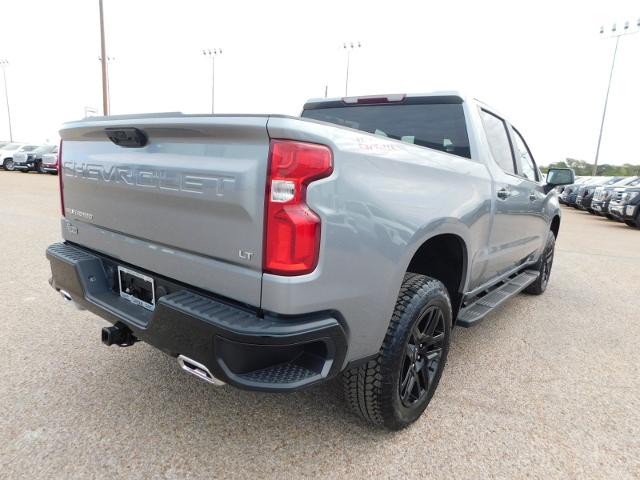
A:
497 188 510 200
529 192 536 201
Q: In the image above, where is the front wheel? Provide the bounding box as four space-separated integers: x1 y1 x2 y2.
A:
342 274 451 430
524 231 556 295
36 160 45 174
3 158 14 171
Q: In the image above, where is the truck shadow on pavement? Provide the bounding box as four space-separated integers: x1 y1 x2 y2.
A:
89 319 493 437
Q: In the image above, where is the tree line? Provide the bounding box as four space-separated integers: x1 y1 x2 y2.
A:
541 158 640 176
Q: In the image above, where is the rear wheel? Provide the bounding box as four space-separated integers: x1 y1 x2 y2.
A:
342 274 451 430
3 158 14 171
524 230 555 295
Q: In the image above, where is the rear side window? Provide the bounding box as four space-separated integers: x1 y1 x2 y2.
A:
302 103 471 159
480 110 515 174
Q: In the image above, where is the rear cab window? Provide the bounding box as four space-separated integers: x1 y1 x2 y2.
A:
301 97 471 159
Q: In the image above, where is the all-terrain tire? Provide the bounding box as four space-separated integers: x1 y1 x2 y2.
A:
342 273 451 430
524 230 556 295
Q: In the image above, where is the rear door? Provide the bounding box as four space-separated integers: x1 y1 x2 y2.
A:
59 116 270 306
479 109 541 281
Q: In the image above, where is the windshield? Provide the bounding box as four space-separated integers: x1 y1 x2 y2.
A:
585 177 612 186
628 177 640 187
302 102 471 159
35 145 55 154
21 145 39 152
603 177 623 185
609 177 638 187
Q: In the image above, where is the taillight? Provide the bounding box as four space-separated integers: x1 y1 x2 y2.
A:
264 140 333 276
58 140 65 217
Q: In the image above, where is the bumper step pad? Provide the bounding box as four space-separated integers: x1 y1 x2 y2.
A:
456 270 539 327
239 363 316 384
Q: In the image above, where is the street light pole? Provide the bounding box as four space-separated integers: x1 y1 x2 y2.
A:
593 19 640 175
0 59 12 141
99 56 115 113
343 42 361 96
203 48 222 114
98 0 109 116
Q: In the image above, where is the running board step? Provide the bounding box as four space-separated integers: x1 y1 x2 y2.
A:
456 270 539 327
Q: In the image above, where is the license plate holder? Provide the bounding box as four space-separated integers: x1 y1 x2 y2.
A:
118 266 156 311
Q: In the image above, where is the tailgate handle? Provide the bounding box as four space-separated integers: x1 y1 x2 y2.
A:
105 127 148 148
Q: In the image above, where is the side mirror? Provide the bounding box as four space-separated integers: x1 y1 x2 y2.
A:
544 168 575 193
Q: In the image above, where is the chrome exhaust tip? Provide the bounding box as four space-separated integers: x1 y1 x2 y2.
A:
60 289 73 301
59 289 85 310
177 355 225 386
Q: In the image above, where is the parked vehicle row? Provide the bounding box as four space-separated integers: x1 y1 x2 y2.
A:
560 175 640 228
0 141 59 174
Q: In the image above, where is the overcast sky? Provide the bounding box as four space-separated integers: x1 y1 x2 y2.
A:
1 0 638 166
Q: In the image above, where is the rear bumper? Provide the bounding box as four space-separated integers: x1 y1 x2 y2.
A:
46 242 347 392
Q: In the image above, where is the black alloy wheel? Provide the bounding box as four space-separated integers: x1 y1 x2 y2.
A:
399 305 445 407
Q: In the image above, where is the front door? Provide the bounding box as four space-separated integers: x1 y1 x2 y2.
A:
479 109 541 283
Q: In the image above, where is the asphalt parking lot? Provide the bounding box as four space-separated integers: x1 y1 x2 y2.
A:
1 172 639 479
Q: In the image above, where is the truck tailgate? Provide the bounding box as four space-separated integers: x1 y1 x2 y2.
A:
59 116 270 307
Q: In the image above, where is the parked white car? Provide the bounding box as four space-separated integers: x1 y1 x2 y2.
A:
0 143 26 171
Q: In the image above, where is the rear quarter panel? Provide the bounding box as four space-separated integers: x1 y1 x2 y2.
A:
263 116 494 364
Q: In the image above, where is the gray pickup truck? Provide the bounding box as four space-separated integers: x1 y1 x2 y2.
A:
47 92 574 430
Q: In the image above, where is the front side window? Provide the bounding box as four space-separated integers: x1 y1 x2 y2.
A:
512 128 538 181
479 110 515 174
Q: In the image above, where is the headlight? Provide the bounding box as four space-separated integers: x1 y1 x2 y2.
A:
623 191 640 203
